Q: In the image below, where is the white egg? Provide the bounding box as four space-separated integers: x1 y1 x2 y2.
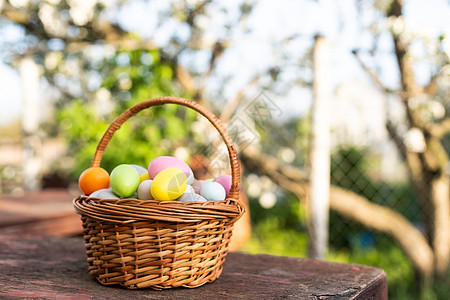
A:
185 185 194 194
137 180 154 200
178 192 207 203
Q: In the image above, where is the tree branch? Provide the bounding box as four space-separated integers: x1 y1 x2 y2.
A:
1 2 157 56
2 3 126 44
175 64 197 95
426 118 450 138
220 75 261 123
186 0 212 27
424 65 448 95
208 40 229 75
241 147 309 183
385 120 407 161
351 50 395 94
431 175 450 275
386 0 421 95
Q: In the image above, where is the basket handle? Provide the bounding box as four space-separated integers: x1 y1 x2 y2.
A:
91 96 240 200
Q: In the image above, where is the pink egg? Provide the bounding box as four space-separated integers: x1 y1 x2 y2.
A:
148 156 191 180
213 175 232 197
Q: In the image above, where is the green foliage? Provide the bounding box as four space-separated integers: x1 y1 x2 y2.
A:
250 192 305 230
58 49 197 179
243 192 308 257
244 223 309 258
100 49 178 108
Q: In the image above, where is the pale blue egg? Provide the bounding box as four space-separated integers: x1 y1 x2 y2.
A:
129 164 148 175
200 182 226 201
187 170 195 185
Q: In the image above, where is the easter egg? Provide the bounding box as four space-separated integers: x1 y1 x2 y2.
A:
151 168 188 201
185 185 194 194
148 156 191 179
89 188 120 199
187 169 195 185
178 192 207 203
192 180 208 194
78 167 110 195
130 164 148 175
137 180 154 200
214 175 232 197
110 164 140 198
201 182 226 201
139 172 150 183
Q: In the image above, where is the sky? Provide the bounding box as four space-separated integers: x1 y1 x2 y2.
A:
0 0 449 126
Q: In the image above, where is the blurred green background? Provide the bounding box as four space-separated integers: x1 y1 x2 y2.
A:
1 0 449 299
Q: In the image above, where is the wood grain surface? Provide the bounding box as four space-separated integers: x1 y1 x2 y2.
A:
0 233 387 299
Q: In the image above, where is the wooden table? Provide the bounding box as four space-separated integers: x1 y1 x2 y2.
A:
0 189 80 236
0 233 387 299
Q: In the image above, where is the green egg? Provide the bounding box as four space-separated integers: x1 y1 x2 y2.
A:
110 164 140 197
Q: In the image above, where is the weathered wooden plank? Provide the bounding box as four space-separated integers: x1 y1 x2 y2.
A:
0 189 81 236
0 234 387 299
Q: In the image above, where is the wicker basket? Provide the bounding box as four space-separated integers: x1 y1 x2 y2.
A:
73 96 245 290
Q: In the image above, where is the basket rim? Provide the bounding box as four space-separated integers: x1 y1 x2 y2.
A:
73 195 245 224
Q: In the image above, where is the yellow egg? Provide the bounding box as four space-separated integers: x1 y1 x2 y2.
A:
140 172 150 183
151 168 188 201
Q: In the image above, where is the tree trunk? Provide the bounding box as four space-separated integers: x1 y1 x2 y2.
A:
431 174 450 275
308 34 331 260
385 0 450 279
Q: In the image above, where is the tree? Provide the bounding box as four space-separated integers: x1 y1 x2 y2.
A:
352 0 450 280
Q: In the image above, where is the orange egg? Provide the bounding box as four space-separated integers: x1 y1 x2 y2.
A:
78 167 110 195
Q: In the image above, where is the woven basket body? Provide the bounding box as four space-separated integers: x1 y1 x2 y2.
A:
73 97 244 290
